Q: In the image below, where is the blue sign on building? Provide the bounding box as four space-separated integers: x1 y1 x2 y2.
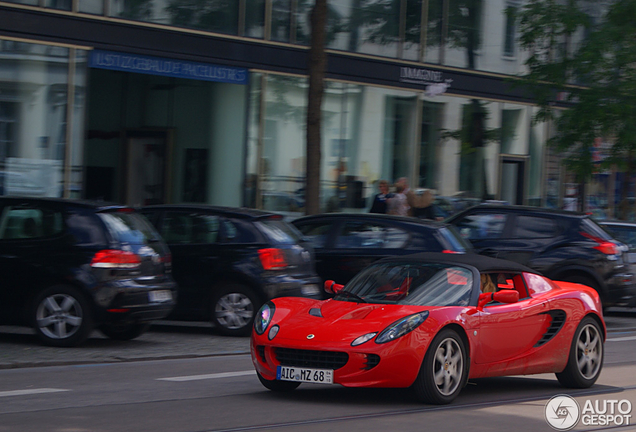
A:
89 50 249 85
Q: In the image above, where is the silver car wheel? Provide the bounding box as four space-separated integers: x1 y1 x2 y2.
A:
36 294 83 340
215 292 254 330
432 337 464 396
576 323 603 379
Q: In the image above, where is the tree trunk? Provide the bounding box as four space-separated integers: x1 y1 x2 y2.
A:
305 0 327 215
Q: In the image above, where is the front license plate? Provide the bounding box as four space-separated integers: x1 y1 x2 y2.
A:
276 366 333 384
149 290 172 303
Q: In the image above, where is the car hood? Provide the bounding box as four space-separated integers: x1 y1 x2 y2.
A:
270 297 429 344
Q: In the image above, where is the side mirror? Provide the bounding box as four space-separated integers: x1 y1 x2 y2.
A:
324 280 344 294
477 290 519 310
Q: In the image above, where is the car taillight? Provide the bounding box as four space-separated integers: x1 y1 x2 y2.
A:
442 249 460 254
91 250 141 269
258 248 288 270
161 254 172 264
580 232 618 255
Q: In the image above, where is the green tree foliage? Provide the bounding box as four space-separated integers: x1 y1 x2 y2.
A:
517 0 636 215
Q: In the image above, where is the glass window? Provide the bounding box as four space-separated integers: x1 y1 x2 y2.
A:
418 102 442 188
602 224 636 250
0 205 63 240
255 219 302 245
503 3 517 57
343 262 473 306
271 0 292 42
337 0 400 58
335 222 408 249
66 211 108 247
46 0 72 10
402 0 423 61
454 213 508 241
581 218 613 241
98 211 161 245
512 216 558 238
2 0 38 5
0 41 72 198
294 221 332 248
79 0 104 14
436 226 471 252
160 212 219 244
444 0 483 69
245 0 265 38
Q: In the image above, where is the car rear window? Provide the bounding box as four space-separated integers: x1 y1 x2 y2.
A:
98 211 161 245
581 218 613 241
255 219 303 245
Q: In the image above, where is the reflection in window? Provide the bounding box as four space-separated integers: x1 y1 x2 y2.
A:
513 216 557 239
445 0 483 69
244 0 265 38
0 41 73 198
455 213 507 241
46 0 72 10
79 0 105 15
271 0 292 42
165 0 239 34
296 222 332 248
503 3 517 57
335 222 408 249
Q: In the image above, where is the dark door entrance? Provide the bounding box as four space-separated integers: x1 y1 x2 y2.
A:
499 155 528 205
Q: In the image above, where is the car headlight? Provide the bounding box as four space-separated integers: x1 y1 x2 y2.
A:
351 332 378 347
375 311 429 344
254 302 275 335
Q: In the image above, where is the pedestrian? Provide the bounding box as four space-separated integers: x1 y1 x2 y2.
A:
369 179 393 214
387 182 409 216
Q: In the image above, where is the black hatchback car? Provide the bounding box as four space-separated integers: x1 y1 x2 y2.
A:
291 213 472 285
140 205 322 336
447 204 636 307
0 197 176 347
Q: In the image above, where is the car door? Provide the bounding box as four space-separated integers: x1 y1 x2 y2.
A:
474 272 551 365
156 210 223 318
0 199 66 324
324 220 411 284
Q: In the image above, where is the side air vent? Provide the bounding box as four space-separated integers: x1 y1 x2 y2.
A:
256 345 267 363
309 308 323 317
534 310 567 347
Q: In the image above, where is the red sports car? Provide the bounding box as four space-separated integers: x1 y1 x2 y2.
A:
250 252 605 404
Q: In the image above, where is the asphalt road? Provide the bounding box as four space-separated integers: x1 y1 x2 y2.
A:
0 310 635 432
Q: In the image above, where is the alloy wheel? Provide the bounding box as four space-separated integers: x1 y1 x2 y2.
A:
576 323 602 379
215 292 254 330
36 293 83 340
432 338 464 396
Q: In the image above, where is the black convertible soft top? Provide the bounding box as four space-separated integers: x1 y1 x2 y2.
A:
379 252 540 275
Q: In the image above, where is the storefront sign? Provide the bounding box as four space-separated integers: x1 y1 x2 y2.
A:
89 50 248 85
399 66 453 96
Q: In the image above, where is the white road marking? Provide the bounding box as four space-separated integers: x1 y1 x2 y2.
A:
607 335 636 342
157 370 256 382
0 388 70 398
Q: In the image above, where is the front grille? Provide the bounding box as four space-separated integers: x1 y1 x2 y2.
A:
363 354 380 370
275 348 349 370
256 345 266 363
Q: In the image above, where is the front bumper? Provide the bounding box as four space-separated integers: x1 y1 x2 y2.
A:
261 274 323 299
250 333 425 389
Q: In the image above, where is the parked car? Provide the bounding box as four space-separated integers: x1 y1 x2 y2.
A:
140 205 322 336
599 220 636 263
251 252 605 404
447 204 636 308
0 197 176 347
291 213 472 285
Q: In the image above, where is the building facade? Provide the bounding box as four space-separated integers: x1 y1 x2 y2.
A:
0 0 556 212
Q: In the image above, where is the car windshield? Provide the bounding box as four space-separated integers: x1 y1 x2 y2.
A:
337 262 473 306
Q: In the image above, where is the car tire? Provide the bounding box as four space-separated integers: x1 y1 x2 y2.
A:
99 322 150 341
413 328 468 405
556 316 604 388
33 285 93 347
257 372 300 392
211 283 259 337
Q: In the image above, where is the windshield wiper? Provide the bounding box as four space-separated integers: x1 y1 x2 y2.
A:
335 291 366 303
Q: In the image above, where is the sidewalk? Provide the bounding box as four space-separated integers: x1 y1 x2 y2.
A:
0 321 251 369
